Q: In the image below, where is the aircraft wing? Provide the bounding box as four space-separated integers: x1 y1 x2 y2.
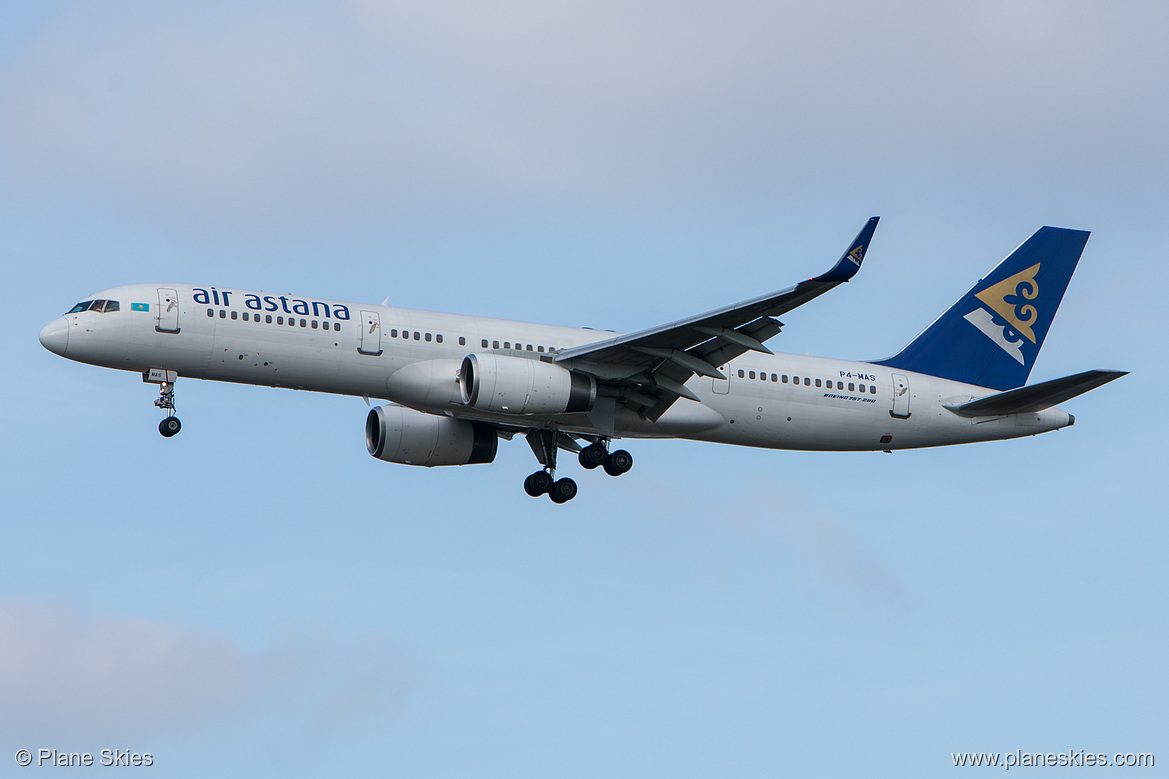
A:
555 217 879 426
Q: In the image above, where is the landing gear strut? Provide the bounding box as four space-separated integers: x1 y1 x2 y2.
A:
145 369 182 437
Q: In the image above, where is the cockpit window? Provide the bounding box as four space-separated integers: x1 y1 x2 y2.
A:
67 300 120 314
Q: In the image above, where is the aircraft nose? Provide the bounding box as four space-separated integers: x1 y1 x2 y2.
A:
39 317 69 356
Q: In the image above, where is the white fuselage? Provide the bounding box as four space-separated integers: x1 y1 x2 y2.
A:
41 283 1073 451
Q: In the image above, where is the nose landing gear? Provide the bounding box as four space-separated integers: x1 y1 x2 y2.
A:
145 369 181 437
159 415 181 437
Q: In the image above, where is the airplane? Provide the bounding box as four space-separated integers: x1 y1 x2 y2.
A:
38 218 1125 503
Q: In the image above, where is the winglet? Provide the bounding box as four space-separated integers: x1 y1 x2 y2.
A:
815 216 880 283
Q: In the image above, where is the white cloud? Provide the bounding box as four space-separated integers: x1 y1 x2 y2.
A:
0 597 283 742
0 0 1166 225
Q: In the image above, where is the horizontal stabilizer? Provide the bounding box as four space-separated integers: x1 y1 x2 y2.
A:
946 369 1127 418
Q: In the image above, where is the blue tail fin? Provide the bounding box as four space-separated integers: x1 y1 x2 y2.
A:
874 226 1090 390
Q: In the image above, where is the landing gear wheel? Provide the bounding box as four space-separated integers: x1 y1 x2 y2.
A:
159 416 182 438
603 449 633 476
524 470 553 497
578 442 608 470
549 477 578 503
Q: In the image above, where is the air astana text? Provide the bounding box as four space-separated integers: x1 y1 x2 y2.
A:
192 287 351 320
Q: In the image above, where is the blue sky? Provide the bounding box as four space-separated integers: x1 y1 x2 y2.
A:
1 1 1165 776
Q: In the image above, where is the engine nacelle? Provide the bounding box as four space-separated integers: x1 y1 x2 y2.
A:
366 405 497 466
459 353 596 415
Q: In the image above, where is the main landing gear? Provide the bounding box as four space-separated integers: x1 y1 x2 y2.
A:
523 432 633 503
145 369 182 437
578 442 633 477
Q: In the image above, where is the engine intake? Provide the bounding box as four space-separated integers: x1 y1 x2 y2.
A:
366 405 497 466
459 354 596 414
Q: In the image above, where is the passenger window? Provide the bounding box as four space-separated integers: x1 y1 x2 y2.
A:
526 344 533 351
437 334 443 343
230 311 238 320
219 310 226 318
277 316 284 325
459 337 465 346
749 371 755 379
804 377 811 386
207 308 214 317
858 383 865 393
266 315 273 324
311 320 318 329
334 323 341 331
793 376 800 385
413 331 420 340
870 385 876 394
390 329 397 337
848 382 855 391
815 379 821 387
425 333 431 342
782 375 788 383
504 342 511 349
738 369 745 378
300 319 306 327
493 340 500 349
771 374 777 382
537 345 543 352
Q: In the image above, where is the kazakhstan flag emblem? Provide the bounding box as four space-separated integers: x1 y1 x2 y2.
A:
131 303 150 311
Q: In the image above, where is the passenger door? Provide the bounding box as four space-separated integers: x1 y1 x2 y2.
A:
359 310 383 356
156 288 180 333
890 373 911 419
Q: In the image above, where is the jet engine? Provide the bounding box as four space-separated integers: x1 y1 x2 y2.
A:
459 353 596 415
366 405 497 466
